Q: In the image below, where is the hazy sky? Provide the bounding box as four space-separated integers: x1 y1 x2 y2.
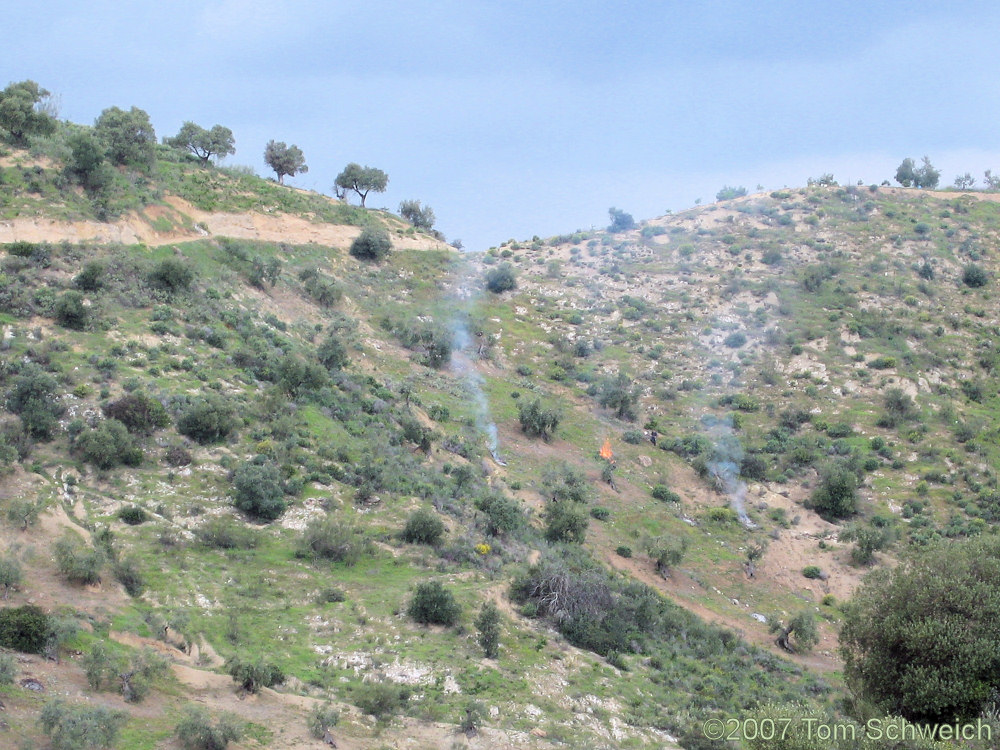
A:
6 2 1000 249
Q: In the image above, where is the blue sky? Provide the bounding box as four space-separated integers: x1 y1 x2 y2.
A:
6 2 1000 249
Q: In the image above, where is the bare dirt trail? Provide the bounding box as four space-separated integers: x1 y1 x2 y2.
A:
0 194 447 252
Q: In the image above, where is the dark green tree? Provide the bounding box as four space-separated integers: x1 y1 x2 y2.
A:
74 419 143 469
349 225 392 261
607 207 635 232
232 459 285 521
54 290 88 330
915 156 940 188
840 536 1000 722
94 106 157 169
598 371 639 420
807 461 857 519
65 131 113 192
475 493 523 536
165 122 235 164
263 140 307 184
225 655 285 693
0 80 56 145
517 398 560 441
7 364 64 440
398 199 435 229
177 395 236 444
715 185 748 201
544 500 588 543
485 262 517 293
475 601 501 658
335 163 388 207
408 581 461 626
401 508 445 546
894 158 916 187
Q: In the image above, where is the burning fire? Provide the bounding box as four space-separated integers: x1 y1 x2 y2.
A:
599 437 614 461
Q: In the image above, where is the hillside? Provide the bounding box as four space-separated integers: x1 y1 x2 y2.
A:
0 136 999 750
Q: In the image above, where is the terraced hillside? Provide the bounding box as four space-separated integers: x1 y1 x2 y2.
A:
0 138 999 750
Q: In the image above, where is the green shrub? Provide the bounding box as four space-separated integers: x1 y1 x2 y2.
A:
517 397 560 440
74 261 105 291
298 517 368 564
75 419 142 469
178 395 236 444
401 508 445 546
225 655 284 693
962 263 989 288
105 392 170 434
196 517 260 549
349 226 392 261
354 680 410 720
39 699 127 750
54 290 89 330
723 331 747 348
651 485 680 503
176 704 244 750
118 505 148 525
307 702 340 739
0 604 51 653
7 364 64 440
808 462 858 519
475 493 523 536
408 581 461 626
622 429 643 444
54 536 105 584
232 460 286 521
113 556 145 597
544 500 588 543
149 258 194 293
475 602 501 658
485 262 517 293
615 545 633 558
589 506 610 520
802 565 823 579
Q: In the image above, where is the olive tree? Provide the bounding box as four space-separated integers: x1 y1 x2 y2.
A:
264 140 307 184
0 80 56 145
94 106 157 169
166 122 235 164
335 163 388 207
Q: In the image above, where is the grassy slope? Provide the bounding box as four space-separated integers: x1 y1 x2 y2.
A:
0 148 998 749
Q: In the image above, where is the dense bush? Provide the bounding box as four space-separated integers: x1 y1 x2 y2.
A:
54 536 105 584
39 699 127 750
176 704 244 750
105 392 170 434
177 395 236 444
317 332 350 370
74 261 105 291
75 419 143 469
401 508 445 546
650 485 680 503
408 581 461 626
475 602 501 658
962 263 989 288
597 371 639 420
544 500 588 543
54 290 89 329
349 226 392 261
808 462 858 519
517 398 560 440
475 492 523 536
354 680 410 720
232 459 286 521
118 505 148 525
149 258 194 293
225 655 285 693
307 702 341 739
841 536 1000 722
485 262 517 293
297 517 368 564
6 364 64 440
0 604 51 653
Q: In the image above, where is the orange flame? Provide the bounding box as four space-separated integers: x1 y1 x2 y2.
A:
599 437 614 461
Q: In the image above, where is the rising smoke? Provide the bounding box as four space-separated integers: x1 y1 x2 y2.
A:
447 262 505 465
704 415 755 528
